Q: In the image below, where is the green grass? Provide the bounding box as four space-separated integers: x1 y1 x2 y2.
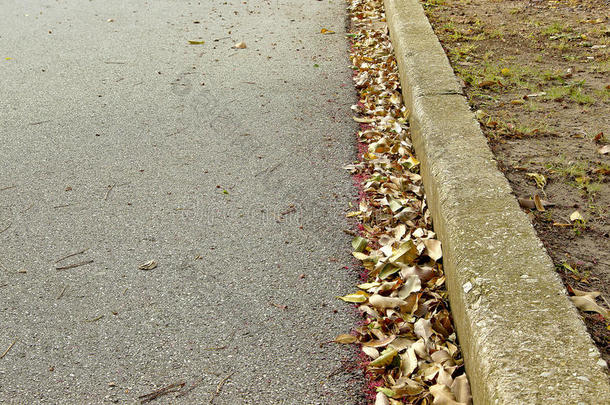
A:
541 22 571 36
544 81 594 104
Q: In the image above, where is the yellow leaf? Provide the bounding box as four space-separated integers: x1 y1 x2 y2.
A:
337 291 369 303
357 282 381 290
353 116 375 123
389 240 418 264
352 252 370 261
369 348 397 367
320 28 336 34
188 40 205 45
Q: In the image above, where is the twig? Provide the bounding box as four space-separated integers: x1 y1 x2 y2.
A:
104 61 127 64
342 229 358 237
56 285 68 300
209 372 234 404
29 120 51 126
85 315 104 322
327 366 345 378
176 377 204 398
138 382 185 403
104 184 115 200
21 203 34 213
255 163 282 177
0 223 11 234
203 346 227 351
0 185 16 192
0 340 16 359
55 259 94 270
53 204 73 209
54 248 89 264
103 182 130 200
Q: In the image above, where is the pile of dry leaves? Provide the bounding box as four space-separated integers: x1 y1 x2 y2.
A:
336 1 472 404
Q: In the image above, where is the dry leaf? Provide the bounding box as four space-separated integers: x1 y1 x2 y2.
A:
569 211 584 222
337 291 369 303
369 348 398 367
429 384 464 405
375 392 390 405
400 347 418 376
423 239 442 261
598 145 610 155
451 374 472 405
369 294 406 309
320 28 336 34
334 334 357 344
233 42 246 49
570 295 609 318
138 260 157 270
533 194 545 212
362 335 397 348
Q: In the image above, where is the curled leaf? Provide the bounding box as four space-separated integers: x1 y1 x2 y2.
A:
423 239 442 261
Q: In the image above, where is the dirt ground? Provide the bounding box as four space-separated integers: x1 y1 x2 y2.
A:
420 0 609 364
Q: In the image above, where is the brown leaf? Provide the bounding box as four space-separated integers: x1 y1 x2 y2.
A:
533 194 545 212
570 295 609 318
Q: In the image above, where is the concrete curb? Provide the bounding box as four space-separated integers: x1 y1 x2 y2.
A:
383 0 610 403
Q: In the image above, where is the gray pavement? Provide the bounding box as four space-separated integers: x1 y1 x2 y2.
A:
0 0 364 403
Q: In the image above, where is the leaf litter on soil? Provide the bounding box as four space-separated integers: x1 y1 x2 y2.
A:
339 1 472 403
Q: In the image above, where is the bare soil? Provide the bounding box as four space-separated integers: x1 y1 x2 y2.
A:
421 0 610 365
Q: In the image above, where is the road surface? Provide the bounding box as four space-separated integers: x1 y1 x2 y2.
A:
0 0 363 403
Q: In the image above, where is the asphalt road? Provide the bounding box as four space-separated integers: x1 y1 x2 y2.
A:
0 1 363 403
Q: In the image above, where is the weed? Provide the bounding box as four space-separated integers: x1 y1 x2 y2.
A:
542 22 571 36
449 44 478 61
544 81 594 104
487 29 504 39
